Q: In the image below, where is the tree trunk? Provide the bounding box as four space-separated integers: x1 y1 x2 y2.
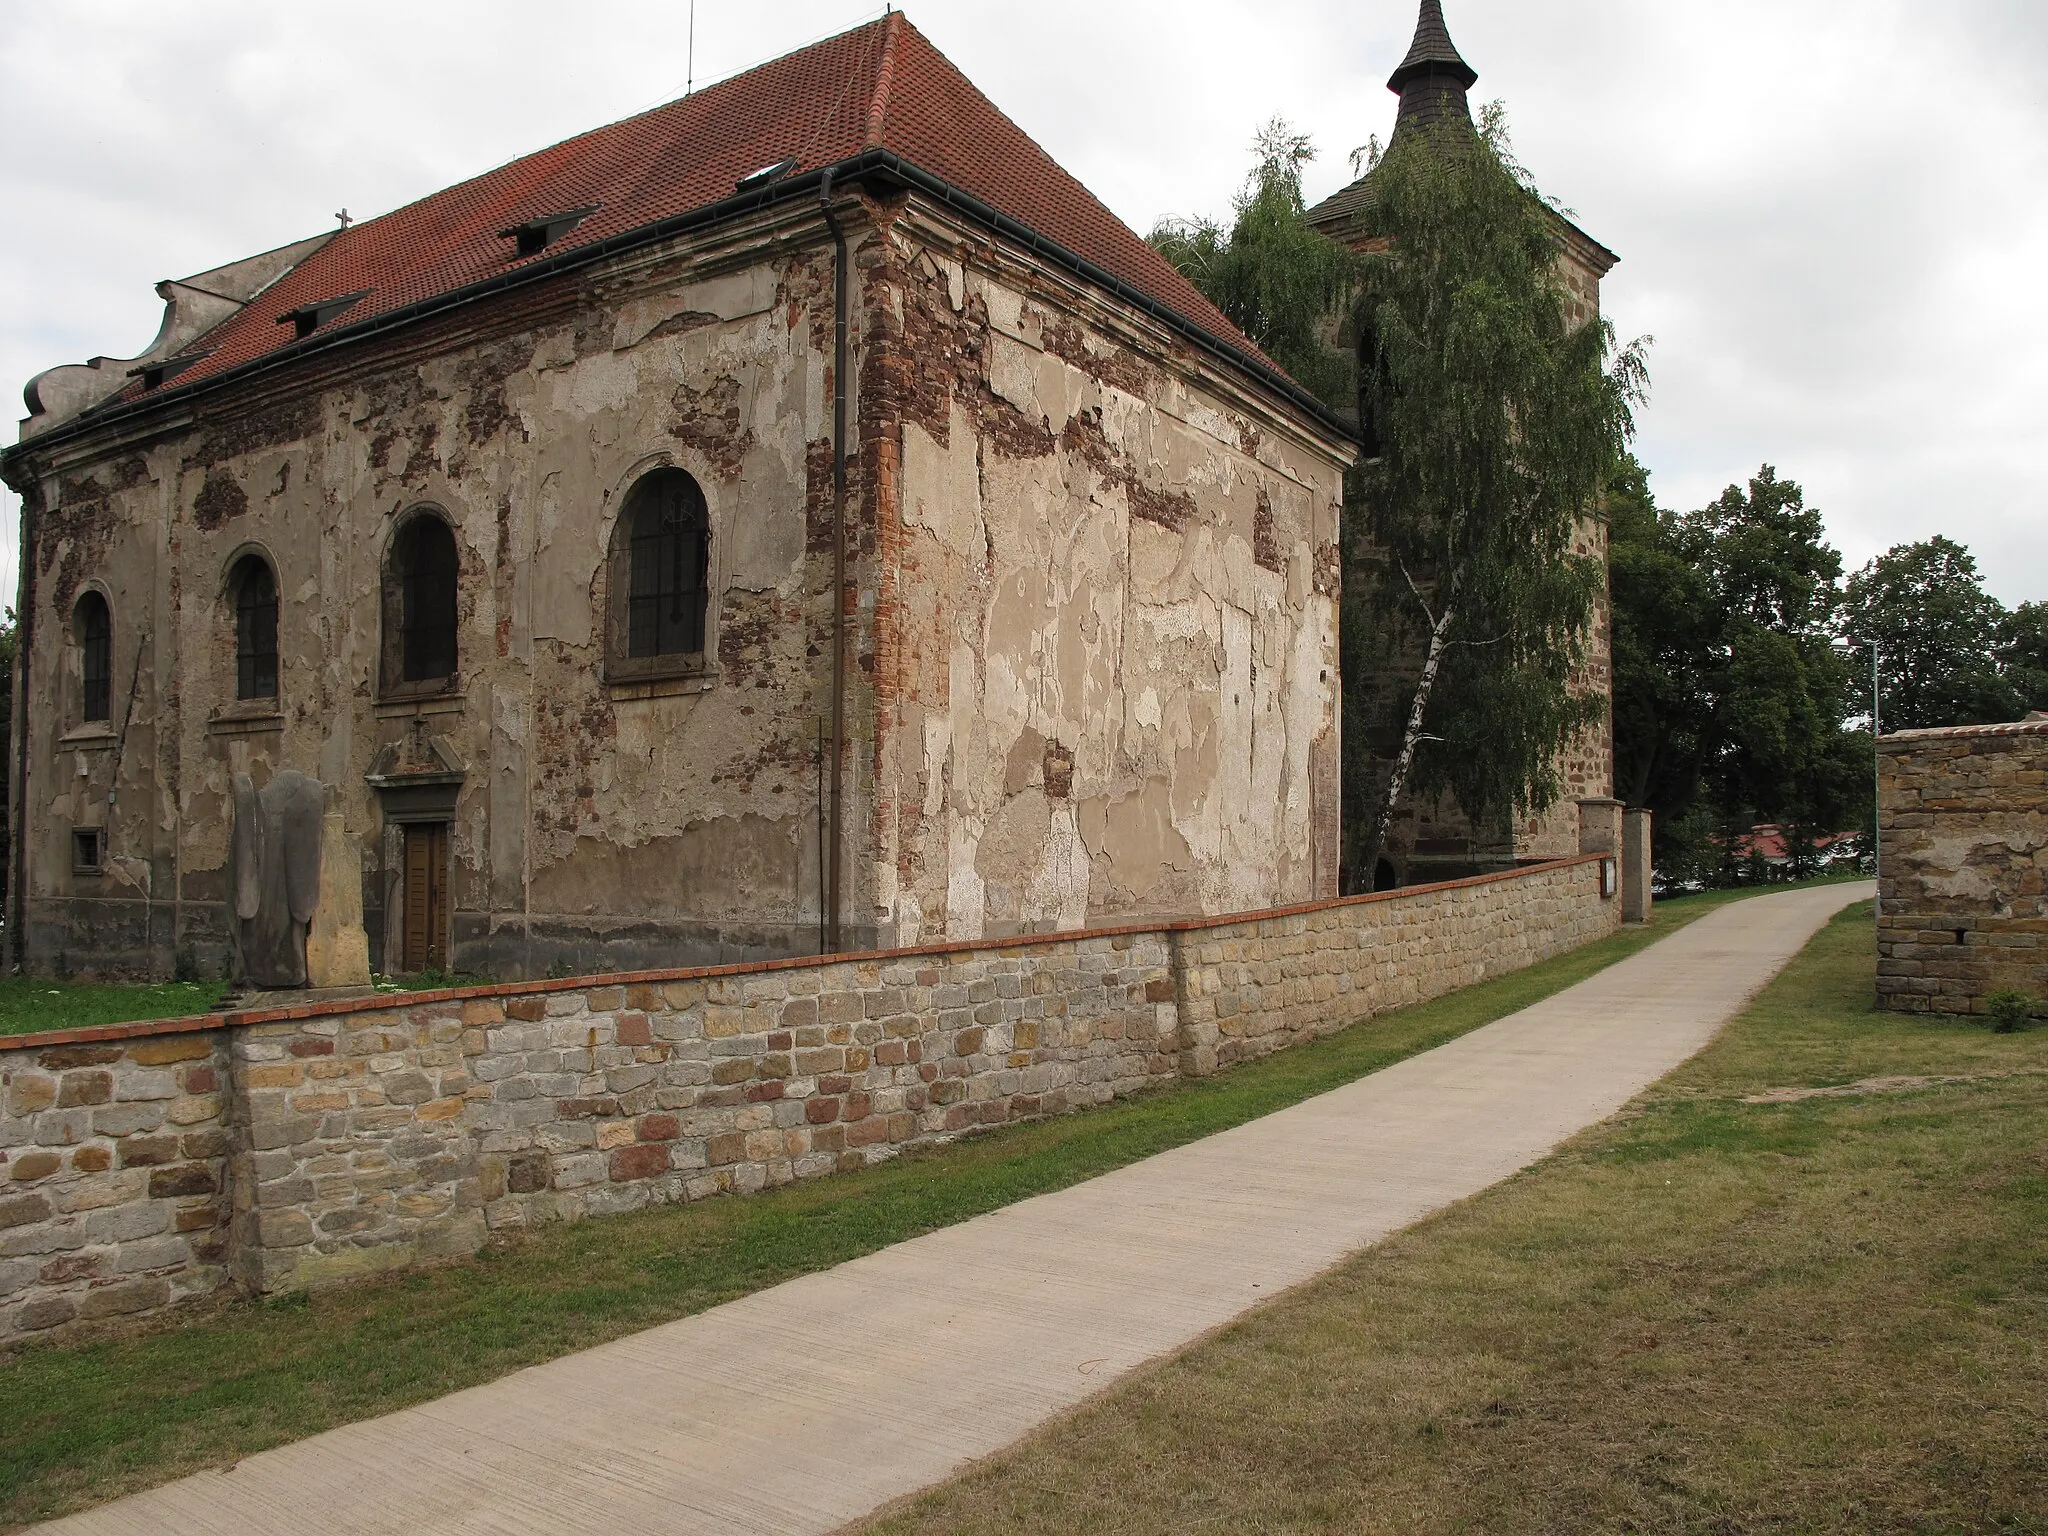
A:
1366 598 1456 881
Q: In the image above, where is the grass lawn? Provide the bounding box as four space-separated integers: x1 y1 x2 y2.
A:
0 977 228 1037
858 901 2048 1536
0 972 495 1039
0 886 1777 1528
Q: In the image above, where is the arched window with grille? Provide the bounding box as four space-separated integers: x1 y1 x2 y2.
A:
382 512 459 692
76 591 111 723
608 468 711 677
230 554 279 701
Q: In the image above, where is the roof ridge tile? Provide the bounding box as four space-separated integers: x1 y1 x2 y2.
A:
866 11 904 149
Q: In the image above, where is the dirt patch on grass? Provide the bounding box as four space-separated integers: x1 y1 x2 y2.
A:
1742 1069 2048 1103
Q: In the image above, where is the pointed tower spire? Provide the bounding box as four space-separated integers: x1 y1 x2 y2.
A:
1387 0 1477 138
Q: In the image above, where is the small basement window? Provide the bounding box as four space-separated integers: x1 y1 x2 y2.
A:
72 828 104 874
736 158 797 192
276 290 371 340
498 205 599 259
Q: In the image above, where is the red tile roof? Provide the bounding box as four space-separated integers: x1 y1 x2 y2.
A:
1723 824 1859 863
121 14 1271 404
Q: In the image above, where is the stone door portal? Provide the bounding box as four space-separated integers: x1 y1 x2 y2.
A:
401 822 449 973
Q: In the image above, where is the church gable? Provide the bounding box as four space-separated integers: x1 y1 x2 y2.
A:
39 14 1302 441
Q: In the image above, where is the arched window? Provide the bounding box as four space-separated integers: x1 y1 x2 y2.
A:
383 513 459 690
624 469 710 659
230 554 279 701
605 468 712 681
76 592 111 723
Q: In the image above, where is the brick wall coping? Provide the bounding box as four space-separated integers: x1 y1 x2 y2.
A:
0 854 1606 1054
1880 720 2048 746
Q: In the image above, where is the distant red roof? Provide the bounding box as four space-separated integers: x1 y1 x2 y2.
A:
118 15 1271 405
1725 825 1858 863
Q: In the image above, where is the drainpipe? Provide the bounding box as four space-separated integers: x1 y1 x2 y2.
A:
820 170 851 954
8 485 36 970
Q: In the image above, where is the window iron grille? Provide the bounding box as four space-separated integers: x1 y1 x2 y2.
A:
625 471 709 659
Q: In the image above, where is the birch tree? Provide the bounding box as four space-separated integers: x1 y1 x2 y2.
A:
1352 106 1647 876
1150 119 1360 409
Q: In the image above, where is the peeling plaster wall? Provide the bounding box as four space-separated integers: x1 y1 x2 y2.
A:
14 212 852 979
10 193 1351 980
18 451 176 972
862 212 1347 944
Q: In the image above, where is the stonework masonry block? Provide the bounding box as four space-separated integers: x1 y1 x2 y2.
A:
0 857 1614 1344
1877 725 2048 1016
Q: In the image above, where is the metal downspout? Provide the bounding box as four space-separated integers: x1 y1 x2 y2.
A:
821 172 851 954
9 492 35 969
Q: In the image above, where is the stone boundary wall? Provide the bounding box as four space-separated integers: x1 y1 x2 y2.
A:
1878 720 2048 1015
1 854 1617 1344
0 1030 231 1336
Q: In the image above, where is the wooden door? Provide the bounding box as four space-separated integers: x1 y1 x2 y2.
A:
401 822 449 973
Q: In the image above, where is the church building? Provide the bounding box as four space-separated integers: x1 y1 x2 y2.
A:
3 14 1355 979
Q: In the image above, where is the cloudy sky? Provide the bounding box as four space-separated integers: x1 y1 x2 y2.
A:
3 0 2043 606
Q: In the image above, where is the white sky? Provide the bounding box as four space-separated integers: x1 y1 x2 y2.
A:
3 0 2043 607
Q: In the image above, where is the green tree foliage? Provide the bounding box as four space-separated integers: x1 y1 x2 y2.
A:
1610 465 1868 883
1692 467 1861 874
1148 120 1359 411
2000 603 2048 714
1609 454 1715 824
1153 112 1645 884
1350 107 1647 870
1841 537 2026 730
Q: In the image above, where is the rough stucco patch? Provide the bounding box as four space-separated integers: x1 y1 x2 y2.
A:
1002 724 1047 797
1082 776 1194 905
192 470 248 532
977 788 1052 925
529 816 801 920
900 404 983 558
612 267 774 351
1028 801 1091 930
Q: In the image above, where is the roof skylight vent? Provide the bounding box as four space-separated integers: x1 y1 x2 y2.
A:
127 350 211 391
498 205 600 259
277 291 370 340
736 158 797 193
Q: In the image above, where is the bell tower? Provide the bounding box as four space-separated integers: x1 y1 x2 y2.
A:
1308 0 1625 881
1386 0 1479 140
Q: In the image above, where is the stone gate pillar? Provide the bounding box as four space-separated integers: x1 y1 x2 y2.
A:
1622 808 1653 924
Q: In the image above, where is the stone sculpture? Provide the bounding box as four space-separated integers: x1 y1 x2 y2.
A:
230 769 325 988
305 808 374 989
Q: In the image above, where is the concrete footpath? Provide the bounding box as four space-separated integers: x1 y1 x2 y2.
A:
41 882 1872 1536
